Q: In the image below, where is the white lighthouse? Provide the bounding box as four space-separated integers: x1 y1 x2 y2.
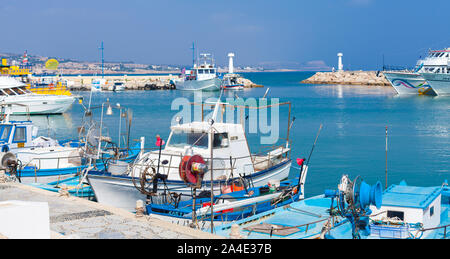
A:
228 53 235 74
337 53 344 72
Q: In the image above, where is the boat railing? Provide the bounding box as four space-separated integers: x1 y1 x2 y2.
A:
414 224 450 239
131 144 290 176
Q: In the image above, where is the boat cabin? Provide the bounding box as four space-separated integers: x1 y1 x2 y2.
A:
183 53 218 81
0 120 38 151
370 184 443 238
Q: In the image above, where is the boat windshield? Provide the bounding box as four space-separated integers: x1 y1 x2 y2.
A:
168 131 208 149
0 125 12 142
168 131 229 149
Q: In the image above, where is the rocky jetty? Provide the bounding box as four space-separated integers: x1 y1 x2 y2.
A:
302 71 390 86
238 77 263 88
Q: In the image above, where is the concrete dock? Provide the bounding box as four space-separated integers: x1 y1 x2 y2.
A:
0 182 221 239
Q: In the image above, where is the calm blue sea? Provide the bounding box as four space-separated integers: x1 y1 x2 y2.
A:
23 72 450 197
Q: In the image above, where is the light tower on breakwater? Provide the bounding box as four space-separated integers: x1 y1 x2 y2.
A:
228 53 235 74
337 53 344 72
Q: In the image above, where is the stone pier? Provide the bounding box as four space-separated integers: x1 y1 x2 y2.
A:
0 182 221 239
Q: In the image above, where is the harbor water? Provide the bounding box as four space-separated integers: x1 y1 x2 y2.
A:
19 72 450 198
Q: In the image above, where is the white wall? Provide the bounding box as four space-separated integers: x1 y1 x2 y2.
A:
0 200 50 239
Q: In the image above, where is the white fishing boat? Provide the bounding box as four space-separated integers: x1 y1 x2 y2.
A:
384 48 450 95
87 100 303 212
175 53 222 91
0 104 83 183
0 77 75 114
107 81 125 92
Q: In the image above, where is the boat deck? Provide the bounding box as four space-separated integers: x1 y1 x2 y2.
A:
0 182 220 239
215 195 336 239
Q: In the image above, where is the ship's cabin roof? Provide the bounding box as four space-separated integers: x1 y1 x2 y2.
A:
382 184 442 209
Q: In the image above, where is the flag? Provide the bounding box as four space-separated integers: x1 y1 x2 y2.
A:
155 135 165 147
296 158 305 166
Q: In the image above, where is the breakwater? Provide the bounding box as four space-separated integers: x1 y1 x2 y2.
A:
301 71 390 86
39 75 262 91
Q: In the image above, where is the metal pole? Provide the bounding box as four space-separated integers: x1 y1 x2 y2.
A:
385 126 388 189
210 127 214 233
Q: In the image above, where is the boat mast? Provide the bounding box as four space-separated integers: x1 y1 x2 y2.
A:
191 42 195 67
99 41 104 78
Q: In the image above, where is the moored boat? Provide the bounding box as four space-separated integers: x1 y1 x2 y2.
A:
384 47 450 95
175 53 222 91
0 77 75 114
87 100 301 212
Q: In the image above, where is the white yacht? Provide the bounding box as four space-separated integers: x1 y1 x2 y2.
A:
175 53 222 91
420 49 450 96
384 48 450 95
0 77 75 114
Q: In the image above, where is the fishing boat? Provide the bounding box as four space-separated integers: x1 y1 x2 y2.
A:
146 163 306 231
0 104 84 183
3 99 140 184
0 77 75 114
325 181 450 239
384 47 450 95
87 100 303 212
222 74 244 90
215 175 450 239
214 174 383 239
175 53 222 91
107 81 125 92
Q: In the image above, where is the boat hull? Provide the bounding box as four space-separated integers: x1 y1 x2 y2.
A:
175 78 222 91
421 73 450 96
384 72 432 95
87 159 292 212
2 95 75 114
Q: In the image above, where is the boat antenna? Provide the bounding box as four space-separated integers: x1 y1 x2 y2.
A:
262 88 270 99
306 124 323 166
385 125 388 189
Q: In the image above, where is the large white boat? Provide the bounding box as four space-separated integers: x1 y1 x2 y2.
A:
87 101 304 212
0 77 75 114
420 49 450 96
175 53 222 91
384 48 450 95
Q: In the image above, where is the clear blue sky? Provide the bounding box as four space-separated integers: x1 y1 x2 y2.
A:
1 0 448 70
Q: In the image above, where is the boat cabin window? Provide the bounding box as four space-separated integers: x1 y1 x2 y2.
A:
13 127 26 143
209 69 215 74
198 69 204 74
430 206 434 217
169 131 208 149
2 88 16 96
11 87 25 95
213 133 229 148
387 210 404 221
0 125 12 141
